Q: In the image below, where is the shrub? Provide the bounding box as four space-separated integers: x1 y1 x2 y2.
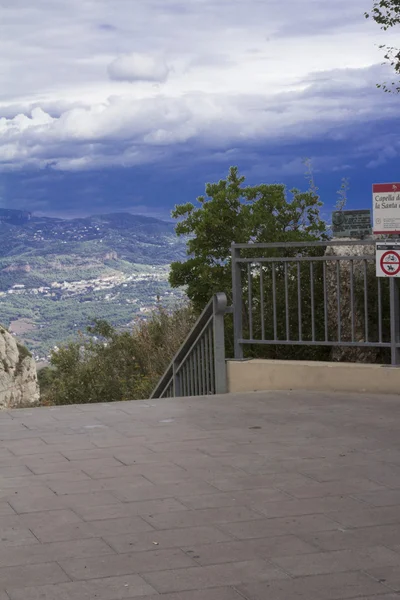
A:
38 302 196 405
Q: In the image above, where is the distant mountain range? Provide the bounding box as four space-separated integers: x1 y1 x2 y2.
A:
0 210 186 360
0 210 184 264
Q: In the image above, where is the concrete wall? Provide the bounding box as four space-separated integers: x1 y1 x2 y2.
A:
227 359 400 395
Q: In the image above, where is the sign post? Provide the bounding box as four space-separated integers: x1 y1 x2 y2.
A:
332 210 371 238
376 242 400 365
373 184 400 365
373 183 400 234
390 277 400 366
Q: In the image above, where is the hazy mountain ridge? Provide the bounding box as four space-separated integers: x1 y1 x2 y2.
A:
0 212 186 360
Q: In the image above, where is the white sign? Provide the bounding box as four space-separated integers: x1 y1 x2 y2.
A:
373 183 400 234
376 242 400 277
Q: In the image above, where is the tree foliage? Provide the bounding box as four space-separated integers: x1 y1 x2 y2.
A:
366 0 400 92
169 166 327 311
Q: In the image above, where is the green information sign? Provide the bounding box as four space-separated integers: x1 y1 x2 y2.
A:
332 210 371 239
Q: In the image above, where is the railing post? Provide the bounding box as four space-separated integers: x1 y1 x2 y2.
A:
390 278 400 366
231 245 243 359
172 361 181 397
213 293 227 394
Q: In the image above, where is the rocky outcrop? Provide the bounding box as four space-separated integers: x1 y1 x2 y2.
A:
0 326 39 408
2 264 31 273
103 251 118 260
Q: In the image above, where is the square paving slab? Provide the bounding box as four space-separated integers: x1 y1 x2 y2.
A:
1 390 400 599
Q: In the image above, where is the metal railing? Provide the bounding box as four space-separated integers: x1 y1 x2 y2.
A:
150 293 230 399
232 240 400 365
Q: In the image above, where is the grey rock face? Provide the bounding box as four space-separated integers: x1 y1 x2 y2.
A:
325 239 378 362
0 326 40 408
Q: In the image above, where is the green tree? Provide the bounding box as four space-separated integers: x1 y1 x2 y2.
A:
366 0 400 92
169 166 327 311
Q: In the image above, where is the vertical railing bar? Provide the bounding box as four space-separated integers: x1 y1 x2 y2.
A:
180 367 184 397
199 344 203 395
194 346 199 396
173 360 181 397
191 352 196 397
204 328 210 394
323 261 328 341
310 261 315 342
232 246 243 359
197 342 203 396
208 324 215 393
297 261 302 342
179 366 184 397
197 345 202 396
272 264 277 340
186 358 191 397
200 336 206 395
205 328 211 394
260 265 265 340
183 360 188 397
248 263 253 340
182 364 186 397
337 261 341 342
364 259 369 342
213 293 227 394
194 345 200 397
350 260 355 342
187 353 192 396
194 345 199 397
378 276 383 344
284 262 289 340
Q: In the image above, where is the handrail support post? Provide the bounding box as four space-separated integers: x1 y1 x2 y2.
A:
213 293 227 394
172 361 181 397
232 245 244 359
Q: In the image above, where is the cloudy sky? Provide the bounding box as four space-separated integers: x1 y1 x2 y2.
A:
0 0 399 219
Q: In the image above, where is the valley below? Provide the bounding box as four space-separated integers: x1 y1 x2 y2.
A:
0 210 186 361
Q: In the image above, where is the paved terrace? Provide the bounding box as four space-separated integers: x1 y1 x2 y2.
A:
0 392 400 599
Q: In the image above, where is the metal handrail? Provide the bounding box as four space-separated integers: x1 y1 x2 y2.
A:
231 239 400 365
231 240 376 249
150 293 229 399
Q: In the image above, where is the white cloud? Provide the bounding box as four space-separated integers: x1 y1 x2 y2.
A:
0 66 398 172
108 53 170 83
0 0 399 171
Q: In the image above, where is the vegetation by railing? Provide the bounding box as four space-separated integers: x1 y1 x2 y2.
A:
38 303 197 405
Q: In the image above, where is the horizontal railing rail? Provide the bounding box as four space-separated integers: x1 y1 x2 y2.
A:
150 293 229 399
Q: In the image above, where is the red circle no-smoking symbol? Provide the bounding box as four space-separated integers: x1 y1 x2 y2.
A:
380 250 400 276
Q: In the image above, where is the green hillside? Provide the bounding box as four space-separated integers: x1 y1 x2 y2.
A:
0 212 186 359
